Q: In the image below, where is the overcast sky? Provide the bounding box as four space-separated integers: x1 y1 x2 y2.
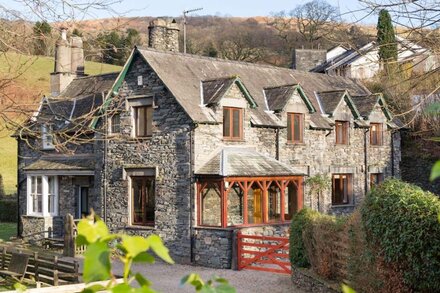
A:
2 0 379 24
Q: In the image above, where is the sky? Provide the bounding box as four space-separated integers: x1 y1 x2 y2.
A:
2 0 379 25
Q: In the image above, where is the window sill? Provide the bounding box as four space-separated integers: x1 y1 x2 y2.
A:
126 225 155 231
331 204 355 208
369 144 384 148
222 138 245 142
286 142 305 146
23 214 55 218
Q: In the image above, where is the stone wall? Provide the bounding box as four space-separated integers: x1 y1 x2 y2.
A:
193 228 233 268
99 53 193 263
148 18 180 52
293 49 327 71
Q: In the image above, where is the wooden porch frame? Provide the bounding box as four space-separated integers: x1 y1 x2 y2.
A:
196 176 304 228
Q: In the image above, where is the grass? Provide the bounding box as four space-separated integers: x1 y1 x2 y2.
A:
0 222 16 241
0 53 121 195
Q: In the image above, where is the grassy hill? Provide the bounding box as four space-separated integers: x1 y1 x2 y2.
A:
0 53 120 195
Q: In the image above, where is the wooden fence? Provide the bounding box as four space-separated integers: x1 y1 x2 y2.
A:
0 246 80 286
63 214 86 257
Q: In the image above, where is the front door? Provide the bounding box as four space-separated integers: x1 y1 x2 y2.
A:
76 186 89 218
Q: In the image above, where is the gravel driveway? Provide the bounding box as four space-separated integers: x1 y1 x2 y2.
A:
79 259 305 293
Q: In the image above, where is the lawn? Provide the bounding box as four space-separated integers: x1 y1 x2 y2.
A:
0 222 16 241
0 53 121 195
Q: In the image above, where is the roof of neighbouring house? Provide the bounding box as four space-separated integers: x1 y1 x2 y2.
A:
42 72 119 129
195 147 307 177
136 47 371 128
23 156 95 171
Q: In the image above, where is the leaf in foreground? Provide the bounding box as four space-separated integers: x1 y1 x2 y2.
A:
83 241 111 283
430 161 440 181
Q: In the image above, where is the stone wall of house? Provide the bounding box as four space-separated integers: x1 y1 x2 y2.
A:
99 53 193 263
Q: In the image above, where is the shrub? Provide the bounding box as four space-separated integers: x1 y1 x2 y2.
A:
289 208 320 267
361 179 440 292
0 200 17 222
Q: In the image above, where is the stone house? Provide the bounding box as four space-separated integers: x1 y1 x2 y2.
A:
16 18 402 268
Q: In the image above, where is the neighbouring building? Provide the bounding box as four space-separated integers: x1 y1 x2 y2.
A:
16 18 402 268
303 36 438 79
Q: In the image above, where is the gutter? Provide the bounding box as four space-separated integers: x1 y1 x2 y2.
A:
16 137 20 238
391 130 395 177
190 123 197 263
275 128 280 160
103 93 108 223
364 129 369 196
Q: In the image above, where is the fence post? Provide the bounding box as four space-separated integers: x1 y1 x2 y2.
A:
53 255 59 286
1 246 5 269
34 252 39 282
63 214 75 257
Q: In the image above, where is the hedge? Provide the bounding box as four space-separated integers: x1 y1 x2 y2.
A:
361 179 440 291
289 208 321 267
0 200 17 222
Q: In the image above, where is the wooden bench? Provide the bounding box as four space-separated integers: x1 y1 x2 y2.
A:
0 252 29 282
0 246 80 286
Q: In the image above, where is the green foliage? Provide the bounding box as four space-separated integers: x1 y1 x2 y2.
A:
289 208 320 267
431 161 440 181
0 200 17 222
0 175 5 198
361 179 440 291
376 9 397 65
96 29 141 65
77 213 174 292
0 222 16 240
72 28 83 37
181 274 236 293
33 21 52 56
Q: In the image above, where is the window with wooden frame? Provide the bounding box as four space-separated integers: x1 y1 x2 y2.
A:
370 123 383 146
287 113 304 143
134 106 153 137
370 173 384 189
335 121 349 144
223 107 243 140
332 174 352 205
131 176 155 226
109 113 121 134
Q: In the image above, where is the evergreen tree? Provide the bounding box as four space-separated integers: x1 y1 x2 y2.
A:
72 28 83 37
377 9 397 65
0 174 5 198
97 31 125 65
33 21 52 56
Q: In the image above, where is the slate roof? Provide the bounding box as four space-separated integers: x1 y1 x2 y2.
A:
23 156 95 171
351 94 380 118
137 48 370 127
264 84 297 112
196 147 307 177
42 72 119 130
202 77 236 105
316 90 346 114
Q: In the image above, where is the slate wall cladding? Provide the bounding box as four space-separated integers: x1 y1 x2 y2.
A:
193 228 233 268
100 53 193 263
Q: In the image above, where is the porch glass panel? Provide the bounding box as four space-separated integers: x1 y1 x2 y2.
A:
227 182 244 226
200 182 221 226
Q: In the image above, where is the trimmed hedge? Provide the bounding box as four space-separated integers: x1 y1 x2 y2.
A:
289 208 320 267
0 200 17 222
361 179 440 291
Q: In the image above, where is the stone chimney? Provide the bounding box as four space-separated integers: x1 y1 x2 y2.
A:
50 28 85 96
292 49 327 71
148 18 180 52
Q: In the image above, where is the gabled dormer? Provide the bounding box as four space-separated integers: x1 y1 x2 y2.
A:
201 76 257 141
264 84 315 113
316 89 360 119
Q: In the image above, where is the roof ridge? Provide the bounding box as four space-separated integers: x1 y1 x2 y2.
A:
73 71 120 80
263 83 298 90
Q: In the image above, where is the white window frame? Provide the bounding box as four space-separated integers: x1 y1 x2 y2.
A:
41 125 55 150
27 175 59 216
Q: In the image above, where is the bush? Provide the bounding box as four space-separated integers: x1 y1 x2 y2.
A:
0 200 17 222
289 208 320 267
361 179 440 292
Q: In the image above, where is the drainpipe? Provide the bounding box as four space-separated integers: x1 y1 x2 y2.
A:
103 94 108 223
16 137 20 238
189 124 196 263
364 129 369 195
391 130 395 177
275 128 280 160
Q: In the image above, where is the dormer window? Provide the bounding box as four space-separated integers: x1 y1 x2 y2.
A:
41 125 54 150
134 106 153 137
223 107 242 140
370 123 383 145
335 121 349 145
287 113 304 143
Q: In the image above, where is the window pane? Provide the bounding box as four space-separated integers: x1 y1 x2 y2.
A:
247 183 263 224
332 174 351 205
285 181 298 220
145 179 155 223
37 177 42 194
146 106 153 136
232 109 240 138
80 187 88 216
227 183 244 226
132 179 143 224
293 114 301 142
223 108 230 137
111 114 120 133
268 183 281 222
201 183 221 226
287 114 292 141
131 177 155 225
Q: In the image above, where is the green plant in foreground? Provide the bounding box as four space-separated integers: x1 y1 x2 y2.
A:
76 213 235 293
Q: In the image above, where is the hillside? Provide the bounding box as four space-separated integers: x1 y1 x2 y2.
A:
0 54 120 195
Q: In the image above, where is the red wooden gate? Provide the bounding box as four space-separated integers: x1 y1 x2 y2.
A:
237 231 291 274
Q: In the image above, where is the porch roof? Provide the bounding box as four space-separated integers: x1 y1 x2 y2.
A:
23 156 95 174
196 147 306 177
